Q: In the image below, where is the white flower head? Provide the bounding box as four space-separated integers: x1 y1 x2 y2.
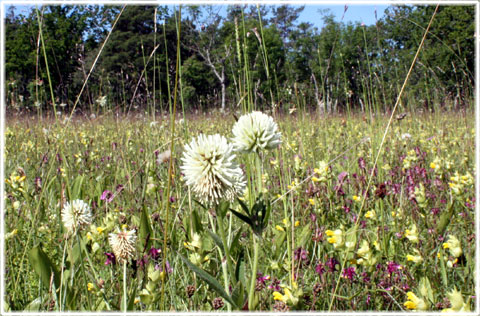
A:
232 111 282 153
61 199 92 234
181 134 245 204
109 228 137 263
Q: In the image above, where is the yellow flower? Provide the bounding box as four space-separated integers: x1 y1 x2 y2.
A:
308 199 315 206
273 291 284 301
352 195 361 202
406 249 423 263
87 282 95 292
404 224 419 243
311 176 320 182
276 225 285 232
404 292 428 310
96 227 105 234
365 210 375 219
326 229 343 248
294 221 300 227
443 235 462 258
442 288 470 312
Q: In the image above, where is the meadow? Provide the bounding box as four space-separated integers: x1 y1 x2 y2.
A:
4 109 475 312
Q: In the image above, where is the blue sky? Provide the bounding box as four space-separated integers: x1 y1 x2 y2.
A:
11 3 391 28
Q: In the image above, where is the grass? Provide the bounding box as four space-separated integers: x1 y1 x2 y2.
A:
4 109 475 311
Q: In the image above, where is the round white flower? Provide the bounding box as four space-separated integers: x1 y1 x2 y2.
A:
181 134 245 204
232 111 282 153
109 228 137 263
61 199 92 234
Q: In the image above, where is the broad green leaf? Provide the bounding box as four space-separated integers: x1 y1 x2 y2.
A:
235 250 246 286
178 252 237 309
139 205 152 249
28 245 60 290
71 175 84 199
207 229 224 252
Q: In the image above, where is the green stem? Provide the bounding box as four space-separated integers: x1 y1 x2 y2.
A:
123 261 127 312
217 214 234 280
208 214 231 311
248 234 260 310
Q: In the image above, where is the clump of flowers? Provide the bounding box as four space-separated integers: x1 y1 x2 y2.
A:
61 199 92 234
404 224 419 244
404 291 428 310
325 229 344 249
443 235 462 258
109 228 137 263
414 183 428 209
442 288 470 312
312 160 330 183
402 149 418 170
181 134 245 204
231 111 282 153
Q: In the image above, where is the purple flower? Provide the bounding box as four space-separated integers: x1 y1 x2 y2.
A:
100 190 114 203
326 257 339 272
256 272 270 284
366 294 371 305
268 278 281 291
149 247 161 259
156 261 173 274
104 252 116 265
342 267 356 280
315 262 325 276
387 261 401 275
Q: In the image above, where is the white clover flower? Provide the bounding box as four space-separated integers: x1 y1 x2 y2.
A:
232 111 282 153
109 228 137 263
61 199 92 234
181 134 245 204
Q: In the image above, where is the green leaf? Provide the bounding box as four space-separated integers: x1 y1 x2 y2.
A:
217 201 229 219
231 281 245 309
235 250 246 286
437 202 454 235
71 175 84 199
29 245 61 290
178 252 238 309
237 198 250 216
419 277 434 303
230 209 253 227
127 284 137 311
139 205 152 250
207 229 224 252
23 296 45 311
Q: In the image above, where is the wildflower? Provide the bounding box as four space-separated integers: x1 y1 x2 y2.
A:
315 262 325 276
414 183 428 208
231 111 282 153
406 249 423 263
404 224 419 243
326 229 344 248
442 288 470 312
100 190 114 203
87 282 95 292
313 161 330 182
181 134 245 204
401 133 411 140
156 149 171 164
61 199 92 234
309 199 315 206
443 235 462 258
342 267 356 280
352 195 361 202
108 228 137 263
404 291 428 310
365 209 376 219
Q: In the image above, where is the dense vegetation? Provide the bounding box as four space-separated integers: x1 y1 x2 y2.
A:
5 111 475 311
5 4 475 115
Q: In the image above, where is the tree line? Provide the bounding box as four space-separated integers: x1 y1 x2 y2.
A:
4 4 475 115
